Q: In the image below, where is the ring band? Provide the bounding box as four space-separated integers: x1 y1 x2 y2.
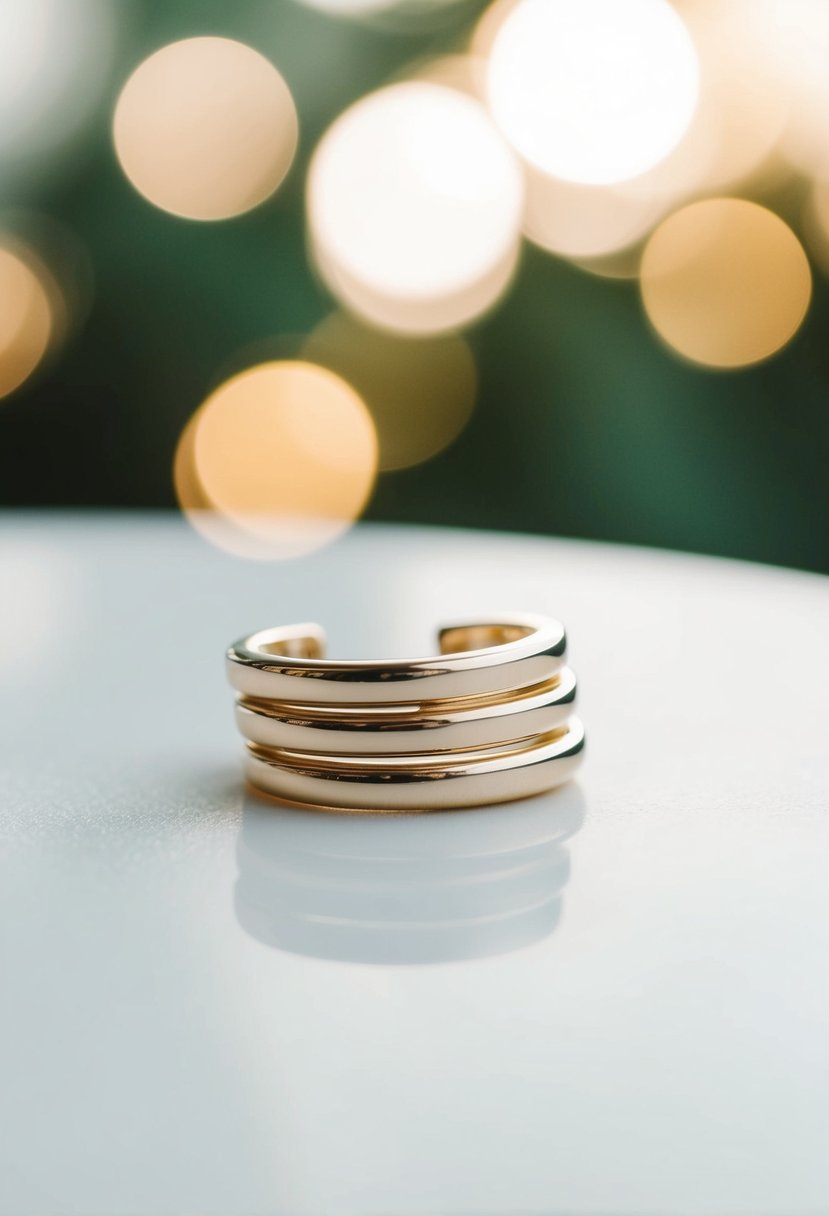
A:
227 615 566 705
235 667 577 756
244 719 585 812
228 615 584 812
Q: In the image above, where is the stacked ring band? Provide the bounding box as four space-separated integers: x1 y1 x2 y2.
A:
227 614 585 812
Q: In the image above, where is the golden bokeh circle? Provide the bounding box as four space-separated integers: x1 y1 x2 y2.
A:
113 37 298 221
0 245 52 400
523 171 668 260
307 81 523 334
175 361 378 561
640 199 811 369
304 313 477 470
486 0 699 186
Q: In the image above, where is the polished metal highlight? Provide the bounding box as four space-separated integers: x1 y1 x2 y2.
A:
244 721 585 812
235 668 577 756
226 615 584 812
227 615 566 704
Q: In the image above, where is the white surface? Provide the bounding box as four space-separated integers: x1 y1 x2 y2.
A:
1 514 828 1216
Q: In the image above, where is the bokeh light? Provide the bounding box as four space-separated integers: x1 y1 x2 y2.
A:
113 37 298 221
1 215 95 362
518 0 791 269
175 361 378 560
752 0 829 179
523 173 668 261
303 312 476 470
471 0 519 58
0 0 115 182
174 413 284 562
486 0 699 186
612 0 789 209
307 81 523 334
0 244 53 400
672 0 788 194
640 199 811 370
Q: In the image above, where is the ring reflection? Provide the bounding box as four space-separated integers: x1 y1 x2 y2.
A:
235 786 585 964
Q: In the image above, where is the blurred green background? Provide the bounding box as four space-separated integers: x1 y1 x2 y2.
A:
2 0 828 573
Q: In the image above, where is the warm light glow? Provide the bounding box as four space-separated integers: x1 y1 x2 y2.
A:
524 173 668 261
677 0 787 192
471 0 520 58
175 362 377 560
174 414 281 561
525 0 790 267
307 82 523 334
113 37 298 221
622 0 789 203
751 0 829 178
0 246 52 400
640 199 811 369
486 0 699 186
312 240 520 337
303 313 477 470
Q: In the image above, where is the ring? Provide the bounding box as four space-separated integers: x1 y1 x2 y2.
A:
244 720 585 812
227 614 566 704
235 667 577 755
226 614 584 812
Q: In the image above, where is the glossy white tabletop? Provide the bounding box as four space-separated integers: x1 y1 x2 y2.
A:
2 515 828 1216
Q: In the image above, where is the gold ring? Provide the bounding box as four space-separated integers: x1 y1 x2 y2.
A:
234 667 576 755
244 721 585 812
227 614 566 705
226 614 584 812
